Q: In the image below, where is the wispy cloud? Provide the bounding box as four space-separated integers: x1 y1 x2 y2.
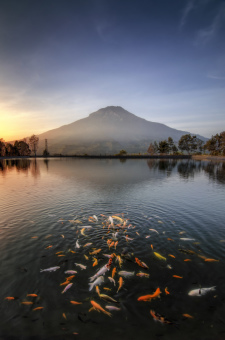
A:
195 4 225 45
179 1 194 30
207 74 225 80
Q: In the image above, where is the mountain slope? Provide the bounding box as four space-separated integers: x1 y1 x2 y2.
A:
37 106 207 155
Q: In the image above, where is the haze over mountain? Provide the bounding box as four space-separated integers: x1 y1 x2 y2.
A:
37 106 207 155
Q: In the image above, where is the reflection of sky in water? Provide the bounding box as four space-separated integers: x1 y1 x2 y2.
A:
0 158 225 339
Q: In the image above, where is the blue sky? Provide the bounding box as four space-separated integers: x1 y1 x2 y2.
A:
0 0 224 140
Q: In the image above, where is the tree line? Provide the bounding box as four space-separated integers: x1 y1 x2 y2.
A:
0 135 40 157
148 132 225 155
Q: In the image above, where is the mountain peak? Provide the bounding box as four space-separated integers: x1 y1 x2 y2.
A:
89 106 135 119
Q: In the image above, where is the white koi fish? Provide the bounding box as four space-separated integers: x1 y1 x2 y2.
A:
105 305 121 311
149 229 159 234
188 286 216 296
75 240 80 248
40 266 60 272
108 216 114 225
62 283 73 294
180 238 196 241
118 271 135 278
89 264 109 282
74 263 86 270
93 215 98 221
64 270 77 274
108 277 116 286
89 276 104 291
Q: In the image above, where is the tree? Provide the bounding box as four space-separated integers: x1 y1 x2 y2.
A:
204 131 225 155
29 135 39 157
16 140 31 156
153 141 159 154
147 143 155 155
158 140 170 154
118 149 127 156
0 138 6 157
43 149 50 157
178 134 198 154
167 137 174 154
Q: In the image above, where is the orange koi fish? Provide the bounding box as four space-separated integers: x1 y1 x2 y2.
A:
66 275 75 281
5 297 15 300
183 313 194 319
136 272 149 278
103 287 111 291
116 255 123 267
58 255 65 257
62 313 66 319
135 257 149 269
60 280 70 286
27 294 38 297
45 245 52 249
150 310 173 324
89 300 112 317
90 249 101 255
93 258 98 267
33 306 44 311
112 267 116 278
55 251 64 254
109 241 114 249
117 277 123 292
167 238 174 241
114 241 118 249
165 287 170 295
184 259 191 262
151 244 153 250
136 232 140 236
173 275 183 279
138 288 161 301
21 301 33 305
95 285 100 296
106 257 113 269
70 301 82 305
168 254 175 258
204 258 219 262
70 250 76 254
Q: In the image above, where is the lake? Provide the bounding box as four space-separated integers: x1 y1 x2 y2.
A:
0 158 225 340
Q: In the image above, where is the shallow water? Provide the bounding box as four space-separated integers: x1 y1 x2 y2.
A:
0 158 225 340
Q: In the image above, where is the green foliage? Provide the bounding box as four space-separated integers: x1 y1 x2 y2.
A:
118 149 127 155
178 134 197 154
204 131 225 155
158 140 170 154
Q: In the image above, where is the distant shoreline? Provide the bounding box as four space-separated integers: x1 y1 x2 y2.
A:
1 155 225 160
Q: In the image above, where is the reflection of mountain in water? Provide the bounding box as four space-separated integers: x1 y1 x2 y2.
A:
0 158 225 185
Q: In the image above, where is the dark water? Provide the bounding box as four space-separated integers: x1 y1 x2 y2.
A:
0 158 225 340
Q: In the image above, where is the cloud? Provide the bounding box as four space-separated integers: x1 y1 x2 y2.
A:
207 74 225 80
179 1 194 30
195 4 225 45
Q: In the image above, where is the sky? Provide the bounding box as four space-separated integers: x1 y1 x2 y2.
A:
0 0 225 141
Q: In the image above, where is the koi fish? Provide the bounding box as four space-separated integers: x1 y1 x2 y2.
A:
136 272 149 278
93 215 98 221
108 277 116 286
184 259 191 262
61 234 64 238
136 232 140 236
62 313 66 319
180 238 195 241
112 216 123 222
66 275 75 281
151 244 153 250
168 254 175 258
173 275 183 279
5 297 15 300
117 277 123 292
80 228 86 236
45 245 52 249
64 270 77 274
21 301 33 305
75 240 80 248
70 301 82 305
149 229 159 234
89 300 112 317
27 294 38 297
103 287 111 291
56 251 64 255
84 255 89 260
83 243 92 247
150 310 173 324
188 286 216 296
165 287 170 295
167 238 174 241
89 264 109 282
138 288 161 301
108 216 114 225
93 258 98 266
60 280 70 286
116 255 123 267
96 285 101 296
118 271 135 278
112 267 116 278
145 235 151 238
183 313 193 318
109 241 114 249
105 305 121 311
99 294 117 303
154 252 166 261
74 263 86 270
33 307 44 311
114 241 118 249
40 266 60 272
61 283 73 294
135 257 149 269
204 258 219 262
89 249 101 255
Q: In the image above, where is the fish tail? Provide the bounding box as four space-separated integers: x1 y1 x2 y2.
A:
88 283 93 291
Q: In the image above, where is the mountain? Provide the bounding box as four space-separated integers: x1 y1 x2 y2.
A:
37 106 207 155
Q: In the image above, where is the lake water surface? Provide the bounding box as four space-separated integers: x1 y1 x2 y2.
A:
0 158 225 340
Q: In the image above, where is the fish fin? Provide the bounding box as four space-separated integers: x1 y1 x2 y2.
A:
89 307 94 312
88 283 93 291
